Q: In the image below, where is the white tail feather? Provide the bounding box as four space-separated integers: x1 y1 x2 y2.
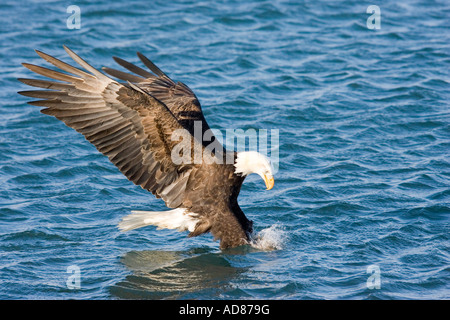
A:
118 208 198 232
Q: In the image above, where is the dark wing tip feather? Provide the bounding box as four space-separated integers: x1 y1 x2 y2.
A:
18 90 59 98
136 52 167 78
27 99 56 107
21 63 81 83
17 89 29 97
102 66 145 83
112 56 154 78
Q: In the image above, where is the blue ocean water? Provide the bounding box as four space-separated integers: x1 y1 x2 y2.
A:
0 0 449 300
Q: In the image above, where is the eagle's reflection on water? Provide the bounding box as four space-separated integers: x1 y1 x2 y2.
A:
110 247 250 299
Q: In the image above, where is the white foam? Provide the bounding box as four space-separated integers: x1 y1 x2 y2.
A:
250 224 287 251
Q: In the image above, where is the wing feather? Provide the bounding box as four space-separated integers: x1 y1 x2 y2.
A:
136 52 167 77
112 56 154 78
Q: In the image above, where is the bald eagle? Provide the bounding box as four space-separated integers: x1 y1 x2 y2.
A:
18 46 275 249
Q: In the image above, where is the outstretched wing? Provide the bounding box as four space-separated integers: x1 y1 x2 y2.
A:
102 52 215 140
18 46 205 208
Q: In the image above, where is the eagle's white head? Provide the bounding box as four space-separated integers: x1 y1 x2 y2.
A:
234 151 275 190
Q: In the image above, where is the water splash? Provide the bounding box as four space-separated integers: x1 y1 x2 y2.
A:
250 224 287 251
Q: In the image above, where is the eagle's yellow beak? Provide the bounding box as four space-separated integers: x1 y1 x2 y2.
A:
263 174 275 190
